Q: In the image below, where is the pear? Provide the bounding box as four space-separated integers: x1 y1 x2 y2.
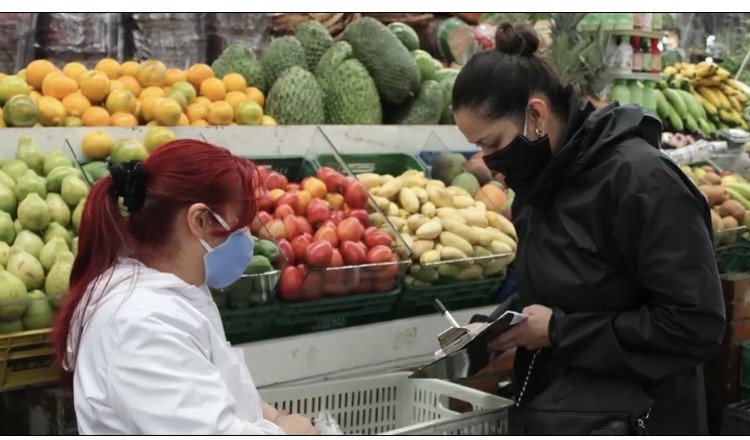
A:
42 222 71 248
43 150 73 176
7 247 44 290
71 237 78 256
14 170 47 201
61 176 89 207
0 211 14 245
46 166 82 193
46 193 71 227
39 237 69 271
17 193 50 232
0 183 18 218
46 251 74 308
21 290 54 330
15 135 45 175
0 241 9 266
12 230 44 259
2 159 29 181
72 199 85 234
13 219 22 235
0 268 28 321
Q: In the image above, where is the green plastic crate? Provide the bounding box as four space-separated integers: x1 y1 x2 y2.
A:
392 275 505 319
313 153 426 177
219 303 280 345
716 240 750 273
270 289 401 338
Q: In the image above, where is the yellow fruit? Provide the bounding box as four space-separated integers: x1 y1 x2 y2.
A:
170 81 197 102
191 119 209 126
81 130 114 159
138 60 167 88
29 90 42 103
78 70 110 103
118 75 142 98
155 98 183 126
121 61 141 78
110 112 139 127
178 113 190 126
0 107 4 127
16 69 25 81
139 86 165 100
105 89 137 115
3 95 38 127
235 100 264 125
225 91 249 110
41 72 79 100
206 101 234 125
245 87 265 107
0 73 6 82
200 77 226 102
109 80 124 92
144 127 177 152
0 75 30 104
95 58 122 80
25 59 58 91
164 89 188 110
141 96 163 122
62 62 87 81
261 115 277 126
186 103 208 122
222 73 247 92
64 116 83 127
187 63 214 90
146 120 159 127
81 106 111 126
61 92 91 117
37 96 67 126
165 68 187 86
192 96 212 107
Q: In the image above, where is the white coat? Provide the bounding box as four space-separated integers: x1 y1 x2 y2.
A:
64 258 284 435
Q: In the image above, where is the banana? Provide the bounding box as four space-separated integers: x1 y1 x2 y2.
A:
694 77 724 88
694 93 718 116
729 95 743 112
681 66 697 79
697 87 723 110
716 67 732 80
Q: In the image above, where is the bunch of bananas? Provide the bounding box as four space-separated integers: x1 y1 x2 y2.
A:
661 62 748 133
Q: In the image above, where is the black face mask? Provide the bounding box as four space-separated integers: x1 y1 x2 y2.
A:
482 127 552 192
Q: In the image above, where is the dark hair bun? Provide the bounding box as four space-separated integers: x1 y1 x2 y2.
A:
494 22 540 57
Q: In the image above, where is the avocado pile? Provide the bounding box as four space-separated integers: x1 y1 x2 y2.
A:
212 237 282 310
214 18 459 125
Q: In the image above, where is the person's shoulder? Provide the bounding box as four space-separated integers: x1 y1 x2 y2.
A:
606 138 689 196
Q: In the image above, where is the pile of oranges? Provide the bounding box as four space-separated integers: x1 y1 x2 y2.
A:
0 58 277 128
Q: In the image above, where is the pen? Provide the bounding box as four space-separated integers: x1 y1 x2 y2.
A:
434 299 460 328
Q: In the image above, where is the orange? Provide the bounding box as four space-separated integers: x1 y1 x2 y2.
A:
78 70 110 102
154 98 182 126
81 106 111 126
25 59 58 91
206 101 233 125
186 103 208 122
191 119 209 126
245 87 265 107
110 112 139 127
186 63 214 90
61 92 91 117
199 77 226 102
141 96 163 122
29 90 42 103
165 68 187 86
139 86 165 99
222 73 247 93
138 60 167 88
41 72 79 100
192 96 211 107
62 62 87 81
81 130 114 159
178 113 190 126
121 61 141 78
105 89 137 115
225 91 249 110
37 96 67 127
134 100 142 122
95 58 122 80
109 79 124 93
118 75 142 98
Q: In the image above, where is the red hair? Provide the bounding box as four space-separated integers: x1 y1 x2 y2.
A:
52 139 260 385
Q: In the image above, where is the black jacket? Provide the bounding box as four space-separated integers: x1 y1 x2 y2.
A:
511 97 726 434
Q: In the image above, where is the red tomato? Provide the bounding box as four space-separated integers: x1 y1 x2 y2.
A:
277 238 294 267
329 210 345 226
355 278 373 294
340 240 367 266
265 172 288 191
275 192 299 213
364 230 392 249
302 271 324 301
306 198 331 226
364 226 377 236
250 211 272 235
317 166 347 193
286 183 300 192
278 266 304 301
379 256 401 280
344 180 368 210
306 240 333 267
324 250 347 296
313 225 339 247
373 277 396 293
256 193 274 213
291 235 311 263
346 209 369 229
337 217 365 243
366 245 393 264
274 204 296 220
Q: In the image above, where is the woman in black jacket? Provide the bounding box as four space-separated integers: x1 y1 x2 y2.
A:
452 22 726 435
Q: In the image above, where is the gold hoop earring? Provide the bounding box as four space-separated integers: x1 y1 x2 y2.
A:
535 128 544 136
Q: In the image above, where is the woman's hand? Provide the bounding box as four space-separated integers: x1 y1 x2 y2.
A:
262 402 284 422
489 305 553 351
275 414 320 435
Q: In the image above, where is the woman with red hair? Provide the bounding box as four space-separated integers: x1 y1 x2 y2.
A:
53 139 317 435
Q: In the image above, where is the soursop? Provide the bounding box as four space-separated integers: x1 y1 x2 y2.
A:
260 36 308 89
295 20 334 72
324 59 382 125
315 41 353 90
211 44 267 92
265 67 325 125
386 80 444 125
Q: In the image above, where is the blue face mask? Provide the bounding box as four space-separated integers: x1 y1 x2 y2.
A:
198 211 254 289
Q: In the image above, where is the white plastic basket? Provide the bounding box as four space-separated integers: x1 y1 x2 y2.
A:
259 372 512 435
